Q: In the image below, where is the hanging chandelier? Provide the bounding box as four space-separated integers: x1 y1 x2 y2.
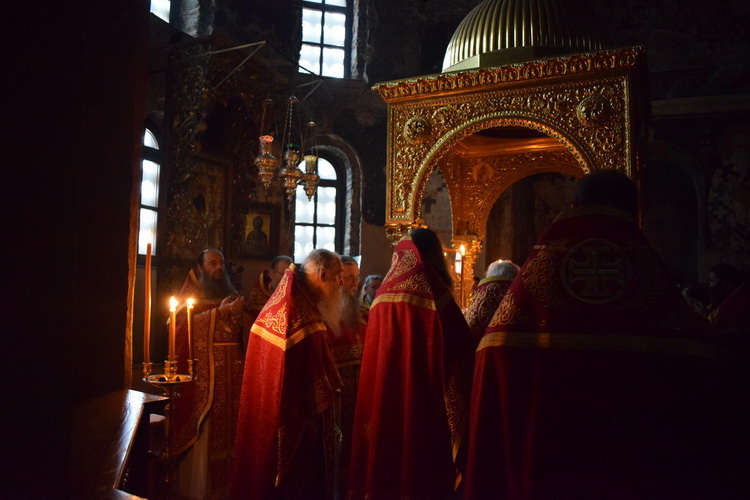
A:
255 98 277 190
254 95 319 203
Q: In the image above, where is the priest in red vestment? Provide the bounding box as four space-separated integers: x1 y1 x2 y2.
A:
231 249 344 500
243 255 293 344
463 171 745 500
171 248 250 499
464 259 519 341
348 227 475 500
331 256 367 496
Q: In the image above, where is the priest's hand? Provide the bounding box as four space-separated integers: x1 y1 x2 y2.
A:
219 295 246 322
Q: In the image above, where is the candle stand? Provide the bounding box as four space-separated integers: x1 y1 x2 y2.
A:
143 360 194 499
452 235 482 310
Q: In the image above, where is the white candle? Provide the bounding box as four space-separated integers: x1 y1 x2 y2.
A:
459 244 466 306
144 243 151 364
187 298 195 362
169 296 178 361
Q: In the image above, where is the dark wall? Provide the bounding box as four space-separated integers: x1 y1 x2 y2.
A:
6 1 149 496
581 0 750 99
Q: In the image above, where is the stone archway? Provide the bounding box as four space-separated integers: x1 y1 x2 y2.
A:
373 46 649 306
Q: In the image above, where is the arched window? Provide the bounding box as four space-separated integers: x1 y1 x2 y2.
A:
299 0 352 78
294 156 345 261
139 127 161 255
150 0 170 22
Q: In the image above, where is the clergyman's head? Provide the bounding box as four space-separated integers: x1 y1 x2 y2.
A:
197 248 237 299
362 274 383 302
340 256 363 327
269 255 293 291
486 259 520 279
573 169 638 218
340 256 361 298
302 249 343 306
302 249 344 333
410 227 452 288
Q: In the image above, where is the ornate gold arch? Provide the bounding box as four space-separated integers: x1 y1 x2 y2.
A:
373 46 648 306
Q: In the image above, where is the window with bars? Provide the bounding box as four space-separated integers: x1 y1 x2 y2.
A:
139 128 161 256
293 157 345 262
299 0 351 78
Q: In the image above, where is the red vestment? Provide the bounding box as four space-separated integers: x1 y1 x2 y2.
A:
170 269 245 499
464 274 513 341
231 265 342 499
329 318 366 497
245 269 274 325
348 236 475 500
463 205 744 500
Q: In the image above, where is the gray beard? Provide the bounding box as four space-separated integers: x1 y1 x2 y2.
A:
340 290 362 329
199 271 236 300
318 291 343 337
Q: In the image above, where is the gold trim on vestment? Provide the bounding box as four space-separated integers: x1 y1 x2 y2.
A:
251 320 328 351
478 331 719 360
372 292 436 310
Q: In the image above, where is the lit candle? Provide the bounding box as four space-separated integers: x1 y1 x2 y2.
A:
169 296 178 361
187 298 195 362
144 243 151 364
459 244 466 306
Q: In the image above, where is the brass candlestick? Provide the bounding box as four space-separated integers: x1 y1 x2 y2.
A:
452 234 482 310
144 360 194 499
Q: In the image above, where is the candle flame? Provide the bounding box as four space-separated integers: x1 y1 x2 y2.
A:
187 297 195 308
459 244 466 256
170 296 178 310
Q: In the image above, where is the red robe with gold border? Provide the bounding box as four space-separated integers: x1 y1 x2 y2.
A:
348 236 475 500
170 269 246 499
463 206 745 500
329 318 366 498
464 274 514 341
231 265 342 500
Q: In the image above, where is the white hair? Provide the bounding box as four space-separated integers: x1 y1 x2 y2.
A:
485 260 520 279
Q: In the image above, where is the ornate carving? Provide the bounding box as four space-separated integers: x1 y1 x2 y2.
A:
383 80 631 225
165 158 226 259
576 95 611 127
452 236 483 309
163 34 275 281
169 40 211 166
373 47 645 102
403 115 432 144
439 149 581 246
376 46 646 305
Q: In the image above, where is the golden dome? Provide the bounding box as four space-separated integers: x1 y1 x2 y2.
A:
442 0 605 72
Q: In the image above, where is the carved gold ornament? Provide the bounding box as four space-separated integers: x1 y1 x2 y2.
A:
374 47 648 308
